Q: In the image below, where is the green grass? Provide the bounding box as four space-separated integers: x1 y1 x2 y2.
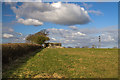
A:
3 48 118 78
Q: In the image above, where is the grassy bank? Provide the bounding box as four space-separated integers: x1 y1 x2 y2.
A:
2 43 42 65
3 48 118 78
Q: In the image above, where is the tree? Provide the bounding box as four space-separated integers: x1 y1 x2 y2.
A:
34 29 49 36
26 29 50 45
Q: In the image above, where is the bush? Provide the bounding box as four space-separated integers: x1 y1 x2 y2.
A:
2 43 42 64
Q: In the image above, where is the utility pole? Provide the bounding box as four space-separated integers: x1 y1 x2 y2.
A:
99 36 101 48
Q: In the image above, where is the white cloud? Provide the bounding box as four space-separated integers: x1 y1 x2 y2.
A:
51 2 62 8
2 27 26 43
88 10 103 15
3 0 42 2
10 2 90 26
101 33 115 42
9 28 14 32
3 33 14 38
47 28 87 43
16 32 23 36
47 26 117 48
2 27 14 33
2 27 23 36
18 18 43 26
81 3 103 16
73 32 86 36
69 26 78 30
51 37 56 41
82 2 93 10
2 0 119 2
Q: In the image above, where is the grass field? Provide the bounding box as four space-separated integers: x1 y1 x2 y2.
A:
3 48 118 78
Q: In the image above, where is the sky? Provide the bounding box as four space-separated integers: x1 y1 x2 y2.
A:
2 0 120 2
2 2 118 48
